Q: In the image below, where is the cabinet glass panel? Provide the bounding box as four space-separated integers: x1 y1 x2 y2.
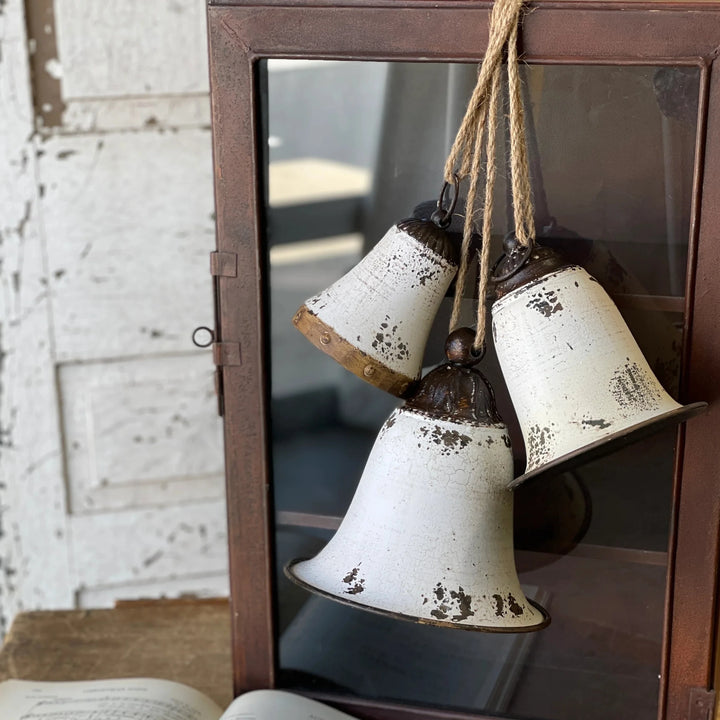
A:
263 60 699 720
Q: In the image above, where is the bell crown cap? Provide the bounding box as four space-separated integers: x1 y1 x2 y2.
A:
397 218 460 266
492 236 572 299
404 328 503 426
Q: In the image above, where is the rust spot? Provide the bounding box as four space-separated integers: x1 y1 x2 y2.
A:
449 587 474 621
609 361 663 412
582 417 611 429
418 425 472 455
426 583 474 622
526 289 564 318
371 316 409 361
507 593 524 616
527 424 555 464
492 594 504 617
416 267 441 286
342 566 365 595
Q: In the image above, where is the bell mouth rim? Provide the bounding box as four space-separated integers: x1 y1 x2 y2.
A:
284 560 551 633
293 304 418 398
510 401 708 490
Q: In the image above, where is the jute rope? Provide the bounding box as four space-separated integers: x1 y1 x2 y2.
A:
445 0 534 351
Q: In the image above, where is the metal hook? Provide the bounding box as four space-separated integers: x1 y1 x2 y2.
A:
431 174 460 229
491 232 535 282
192 326 215 348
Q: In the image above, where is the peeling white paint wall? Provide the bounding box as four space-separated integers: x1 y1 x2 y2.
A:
0 0 228 632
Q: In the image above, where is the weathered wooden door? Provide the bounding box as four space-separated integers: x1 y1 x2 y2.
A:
0 0 228 631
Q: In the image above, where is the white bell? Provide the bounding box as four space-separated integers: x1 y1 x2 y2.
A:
293 219 459 397
491 239 707 488
286 329 549 632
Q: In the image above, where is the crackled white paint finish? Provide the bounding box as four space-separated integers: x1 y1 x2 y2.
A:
303 225 458 382
0 0 76 633
0 0 229 629
54 0 209 100
492 265 682 473
291 407 546 630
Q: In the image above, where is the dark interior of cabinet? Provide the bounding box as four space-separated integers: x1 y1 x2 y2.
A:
259 61 698 720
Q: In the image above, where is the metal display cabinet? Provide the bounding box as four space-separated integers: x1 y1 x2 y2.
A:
206 1 720 719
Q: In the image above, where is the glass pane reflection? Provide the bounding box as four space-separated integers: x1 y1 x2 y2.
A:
265 60 699 720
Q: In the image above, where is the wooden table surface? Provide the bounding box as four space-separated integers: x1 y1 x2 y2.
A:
0 598 234 709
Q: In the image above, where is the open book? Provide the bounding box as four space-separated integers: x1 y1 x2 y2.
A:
0 678 358 720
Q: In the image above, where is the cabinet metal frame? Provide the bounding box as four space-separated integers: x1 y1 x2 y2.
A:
206 2 720 718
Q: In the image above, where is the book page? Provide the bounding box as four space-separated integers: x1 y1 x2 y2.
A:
221 690 357 720
0 678 224 720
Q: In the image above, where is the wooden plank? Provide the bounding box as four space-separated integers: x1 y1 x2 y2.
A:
77 573 229 608
0 0 74 632
0 602 233 708
58 353 224 514
54 0 210 100
60 96 212 134
69 499 228 588
38 128 216 362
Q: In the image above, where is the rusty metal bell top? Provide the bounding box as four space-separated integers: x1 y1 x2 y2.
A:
396 217 460 266
405 327 503 426
492 235 571 299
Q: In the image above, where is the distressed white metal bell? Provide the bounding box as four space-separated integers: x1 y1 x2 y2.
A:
286 329 550 632
293 219 459 397
491 238 707 488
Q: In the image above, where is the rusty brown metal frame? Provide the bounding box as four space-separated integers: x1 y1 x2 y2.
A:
207 2 720 718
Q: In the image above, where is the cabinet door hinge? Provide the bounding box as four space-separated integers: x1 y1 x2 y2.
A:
212 343 242 417
213 342 242 367
210 251 238 277
689 688 715 720
206 250 239 416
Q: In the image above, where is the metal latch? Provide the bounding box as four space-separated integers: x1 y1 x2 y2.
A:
689 688 715 720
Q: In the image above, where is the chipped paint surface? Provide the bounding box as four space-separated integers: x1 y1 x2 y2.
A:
526 423 556 467
423 583 474 622
0 0 74 632
290 407 546 629
492 265 682 472
342 566 366 595
609 361 664 413
302 225 458 381
526 288 564 317
417 424 472 456
0 0 227 632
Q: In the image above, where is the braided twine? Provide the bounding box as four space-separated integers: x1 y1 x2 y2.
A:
444 0 535 351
